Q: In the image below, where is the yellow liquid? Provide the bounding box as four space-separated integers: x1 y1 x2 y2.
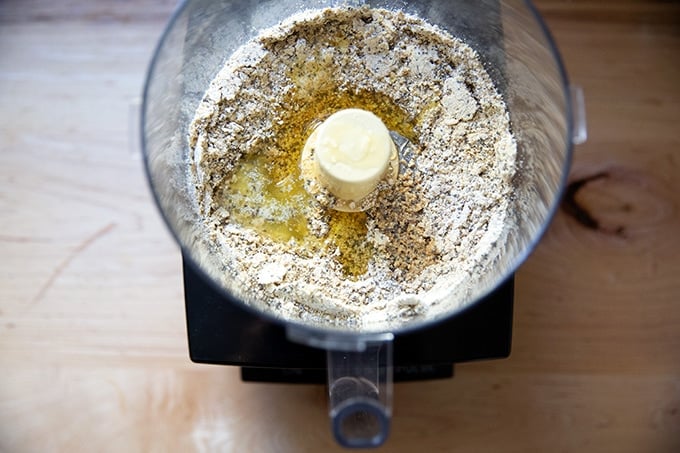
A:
222 79 416 278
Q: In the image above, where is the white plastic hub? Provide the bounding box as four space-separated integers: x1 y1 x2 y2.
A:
310 108 393 202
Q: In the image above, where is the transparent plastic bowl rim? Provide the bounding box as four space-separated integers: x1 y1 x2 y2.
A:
140 0 575 343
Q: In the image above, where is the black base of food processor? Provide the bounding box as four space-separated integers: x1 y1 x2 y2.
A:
183 256 513 383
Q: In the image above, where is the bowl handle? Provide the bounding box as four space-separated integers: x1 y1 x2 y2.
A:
327 338 393 448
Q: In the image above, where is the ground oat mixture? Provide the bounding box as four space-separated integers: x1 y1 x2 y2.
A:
188 7 516 330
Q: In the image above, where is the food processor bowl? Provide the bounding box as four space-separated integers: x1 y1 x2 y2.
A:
142 0 579 447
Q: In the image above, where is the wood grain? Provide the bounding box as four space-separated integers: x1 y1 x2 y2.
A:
1 0 679 451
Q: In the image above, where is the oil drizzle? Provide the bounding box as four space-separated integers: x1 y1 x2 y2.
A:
221 79 416 278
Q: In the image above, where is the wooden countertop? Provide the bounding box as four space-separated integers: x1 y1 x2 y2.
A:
1 0 679 451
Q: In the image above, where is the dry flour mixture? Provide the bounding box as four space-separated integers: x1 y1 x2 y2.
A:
188 6 516 329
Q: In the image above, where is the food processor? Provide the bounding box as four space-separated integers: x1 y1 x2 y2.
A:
142 0 585 448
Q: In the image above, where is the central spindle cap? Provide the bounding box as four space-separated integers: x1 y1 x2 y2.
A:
306 108 395 204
